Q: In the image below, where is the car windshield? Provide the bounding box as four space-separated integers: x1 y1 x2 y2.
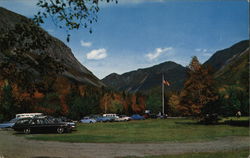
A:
9 118 18 123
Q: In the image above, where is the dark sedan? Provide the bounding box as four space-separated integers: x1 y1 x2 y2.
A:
12 117 72 134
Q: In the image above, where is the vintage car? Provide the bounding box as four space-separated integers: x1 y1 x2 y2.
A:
0 118 20 128
12 117 72 134
53 117 77 130
115 115 131 122
130 114 145 120
96 116 113 122
80 117 97 123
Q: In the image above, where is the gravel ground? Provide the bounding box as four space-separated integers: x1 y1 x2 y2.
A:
0 130 249 158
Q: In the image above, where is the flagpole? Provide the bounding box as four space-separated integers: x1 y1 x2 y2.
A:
162 74 164 115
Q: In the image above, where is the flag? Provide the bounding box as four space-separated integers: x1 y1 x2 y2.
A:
163 79 170 86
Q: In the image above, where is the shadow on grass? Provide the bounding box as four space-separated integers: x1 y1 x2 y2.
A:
174 121 198 125
224 120 249 127
175 120 249 127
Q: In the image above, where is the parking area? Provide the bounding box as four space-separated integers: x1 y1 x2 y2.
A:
0 130 249 158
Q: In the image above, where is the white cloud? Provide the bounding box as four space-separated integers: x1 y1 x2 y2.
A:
195 48 208 53
80 40 92 47
86 48 107 60
146 47 173 60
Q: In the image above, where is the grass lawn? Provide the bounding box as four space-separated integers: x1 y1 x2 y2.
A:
23 117 249 143
121 149 249 158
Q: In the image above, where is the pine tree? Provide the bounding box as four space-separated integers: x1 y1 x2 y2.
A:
179 56 218 117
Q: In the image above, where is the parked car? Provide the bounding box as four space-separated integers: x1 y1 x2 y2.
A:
80 117 97 123
0 118 20 128
115 115 131 122
157 114 168 119
144 113 157 119
12 117 72 134
103 114 119 119
96 116 113 122
16 113 43 119
131 114 145 120
149 114 158 119
54 117 77 130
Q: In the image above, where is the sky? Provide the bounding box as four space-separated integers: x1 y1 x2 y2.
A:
0 0 248 79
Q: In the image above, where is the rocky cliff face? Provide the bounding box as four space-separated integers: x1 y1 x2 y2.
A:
0 7 105 88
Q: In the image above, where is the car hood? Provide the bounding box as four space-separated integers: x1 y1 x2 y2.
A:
0 122 15 128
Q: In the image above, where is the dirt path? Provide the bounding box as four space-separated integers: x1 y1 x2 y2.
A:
0 130 249 158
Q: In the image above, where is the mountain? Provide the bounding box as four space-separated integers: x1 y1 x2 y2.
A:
203 40 249 86
102 40 249 93
204 40 249 72
214 44 249 86
102 61 187 93
0 7 104 88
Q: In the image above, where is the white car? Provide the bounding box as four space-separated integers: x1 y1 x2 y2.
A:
115 115 131 122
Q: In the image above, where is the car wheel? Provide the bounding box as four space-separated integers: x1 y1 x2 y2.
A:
24 128 31 134
57 127 64 134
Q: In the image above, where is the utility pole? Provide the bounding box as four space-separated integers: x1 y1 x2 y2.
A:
162 74 165 115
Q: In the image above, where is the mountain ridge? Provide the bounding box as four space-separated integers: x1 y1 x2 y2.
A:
102 61 187 93
102 40 249 93
0 7 105 88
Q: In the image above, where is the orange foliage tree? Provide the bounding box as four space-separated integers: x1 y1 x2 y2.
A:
179 56 218 117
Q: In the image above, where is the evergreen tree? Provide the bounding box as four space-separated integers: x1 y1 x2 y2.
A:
179 56 218 117
0 84 17 121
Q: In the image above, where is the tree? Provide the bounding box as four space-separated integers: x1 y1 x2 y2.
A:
146 93 161 114
179 56 218 118
37 93 62 116
218 86 249 116
0 84 18 121
168 93 181 116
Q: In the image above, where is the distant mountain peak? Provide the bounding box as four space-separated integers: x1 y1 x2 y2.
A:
102 61 187 93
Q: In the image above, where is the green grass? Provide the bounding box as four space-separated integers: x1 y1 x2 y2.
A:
121 149 249 158
23 117 249 143
220 116 249 122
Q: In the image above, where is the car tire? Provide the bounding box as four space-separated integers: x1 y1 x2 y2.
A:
24 128 31 134
57 127 64 134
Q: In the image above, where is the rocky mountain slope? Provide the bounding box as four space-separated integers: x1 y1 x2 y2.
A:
0 7 104 88
102 61 187 93
204 40 249 72
214 45 249 86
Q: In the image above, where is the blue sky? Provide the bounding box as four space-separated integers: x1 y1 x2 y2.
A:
0 0 248 79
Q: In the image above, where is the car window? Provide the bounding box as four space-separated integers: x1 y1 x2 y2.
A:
9 118 18 123
38 119 47 124
29 120 36 125
16 119 30 124
47 119 54 124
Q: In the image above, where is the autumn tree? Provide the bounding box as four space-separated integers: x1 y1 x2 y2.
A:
179 56 218 118
168 93 182 116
